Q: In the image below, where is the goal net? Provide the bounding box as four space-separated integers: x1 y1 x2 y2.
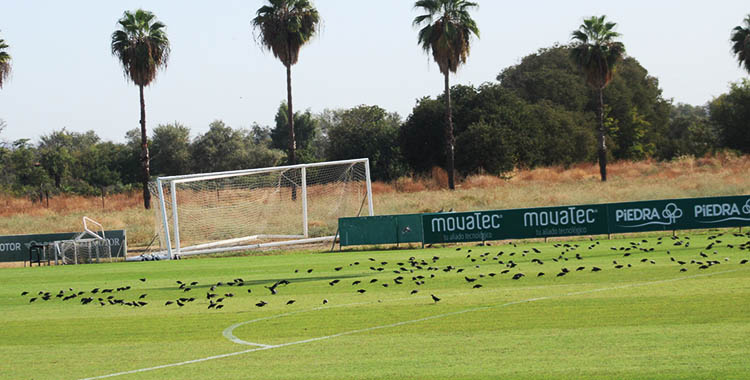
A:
149 158 374 259
46 217 113 264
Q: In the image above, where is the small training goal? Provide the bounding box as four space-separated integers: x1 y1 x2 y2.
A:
148 158 374 259
45 217 113 265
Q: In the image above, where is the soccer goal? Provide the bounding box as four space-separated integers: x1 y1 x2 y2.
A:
149 158 374 259
46 217 113 265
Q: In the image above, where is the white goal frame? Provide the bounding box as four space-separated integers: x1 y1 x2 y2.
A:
154 158 374 259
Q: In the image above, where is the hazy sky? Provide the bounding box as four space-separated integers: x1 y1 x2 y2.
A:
0 1 748 143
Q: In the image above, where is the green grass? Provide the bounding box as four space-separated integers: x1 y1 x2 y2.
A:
1 230 750 379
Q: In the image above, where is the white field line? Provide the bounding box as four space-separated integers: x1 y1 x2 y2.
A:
79 268 745 380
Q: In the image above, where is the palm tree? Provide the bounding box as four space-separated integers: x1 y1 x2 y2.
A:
111 9 170 209
414 0 479 190
731 15 750 74
0 33 11 89
252 0 320 173
570 15 625 182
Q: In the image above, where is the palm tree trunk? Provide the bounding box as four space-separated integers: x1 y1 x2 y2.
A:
286 63 297 200
139 84 151 209
598 87 607 182
444 71 455 190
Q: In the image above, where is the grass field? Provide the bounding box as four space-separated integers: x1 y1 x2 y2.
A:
2 229 749 379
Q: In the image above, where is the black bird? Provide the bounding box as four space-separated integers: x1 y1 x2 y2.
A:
334 267 343 271
225 293 234 297
256 301 267 307
286 300 295 305
472 284 483 289
352 280 361 285
329 280 340 286
307 269 313 273
216 304 224 310
165 301 174 306
176 300 185 307
139 294 147 299
512 273 525 280
247 289 252 293
680 268 687 272
464 276 477 283
322 299 328 304
556 272 567 277
740 259 748 264
431 294 441 303
357 289 367 294
370 279 378 283
139 278 146 282
21 291 28 296
537 272 545 277
410 290 418 295
576 266 585 271
29 297 37 303
591 267 602 272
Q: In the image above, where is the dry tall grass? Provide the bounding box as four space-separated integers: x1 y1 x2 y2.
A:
1 154 748 247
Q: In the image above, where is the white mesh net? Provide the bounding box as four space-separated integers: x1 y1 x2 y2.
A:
150 159 372 256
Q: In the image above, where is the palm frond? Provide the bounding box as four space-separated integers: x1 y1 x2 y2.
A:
0 35 11 88
252 0 320 67
413 0 479 75
111 9 170 87
569 15 625 89
730 15 750 73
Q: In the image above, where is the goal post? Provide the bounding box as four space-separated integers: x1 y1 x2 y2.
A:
150 158 374 259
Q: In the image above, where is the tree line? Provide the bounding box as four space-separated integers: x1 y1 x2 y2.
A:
1 3 749 206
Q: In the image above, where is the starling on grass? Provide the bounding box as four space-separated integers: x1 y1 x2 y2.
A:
431 294 441 303
286 300 295 305
21 291 28 296
216 304 224 310
323 299 328 304
410 290 418 295
334 267 343 271
591 267 602 272
352 280 361 285
512 273 525 280
472 284 483 289
357 289 366 294
165 301 174 306
139 278 146 282
256 301 267 307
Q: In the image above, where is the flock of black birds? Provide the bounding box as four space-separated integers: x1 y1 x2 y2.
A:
17 231 750 311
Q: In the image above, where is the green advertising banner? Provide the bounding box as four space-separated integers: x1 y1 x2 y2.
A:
422 203 609 244
339 214 423 246
0 230 127 262
422 195 750 245
339 195 749 247
607 195 750 233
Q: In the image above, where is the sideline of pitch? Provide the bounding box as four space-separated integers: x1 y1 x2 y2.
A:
79 268 746 380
